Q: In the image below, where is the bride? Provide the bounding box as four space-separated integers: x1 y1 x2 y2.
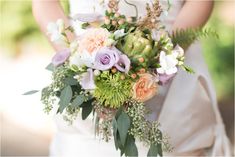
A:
32 0 231 156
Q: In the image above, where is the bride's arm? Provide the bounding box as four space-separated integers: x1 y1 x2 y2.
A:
172 0 214 30
32 0 73 51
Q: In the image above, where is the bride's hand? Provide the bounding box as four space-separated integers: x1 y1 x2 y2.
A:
172 0 214 31
32 0 74 51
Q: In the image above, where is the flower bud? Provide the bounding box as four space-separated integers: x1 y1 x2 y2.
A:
139 68 146 73
120 74 125 80
112 20 117 26
107 8 112 13
111 67 117 73
131 73 137 79
104 19 111 25
118 19 125 25
114 13 120 18
94 70 101 76
127 17 132 23
138 57 145 63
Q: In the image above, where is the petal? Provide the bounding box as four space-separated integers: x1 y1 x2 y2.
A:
166 67 177 75
115 54 130 73
52 49 70 66
159 73 175 85
80 69 96 90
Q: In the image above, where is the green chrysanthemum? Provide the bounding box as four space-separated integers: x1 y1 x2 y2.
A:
94 71 132 108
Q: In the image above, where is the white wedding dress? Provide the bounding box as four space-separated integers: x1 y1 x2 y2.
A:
50 0 232 156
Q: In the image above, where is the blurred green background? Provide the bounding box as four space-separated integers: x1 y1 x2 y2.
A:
0 0 234 156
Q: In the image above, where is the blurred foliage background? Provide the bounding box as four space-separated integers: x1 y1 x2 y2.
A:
0 0 234 156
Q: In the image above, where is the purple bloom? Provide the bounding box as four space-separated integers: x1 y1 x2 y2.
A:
158 73 175 85
80 69 96 90
115 54 130 73
52 49 70 67
94 47 120 70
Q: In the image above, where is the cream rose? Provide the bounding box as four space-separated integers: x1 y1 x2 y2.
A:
132 73 157 102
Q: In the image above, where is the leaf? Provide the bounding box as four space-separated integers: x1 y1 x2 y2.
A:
171 28 218 50
117 111 131 146
45 63 55 71
23 90 39 95
71 95 85 107
81 22 90 29
81 99 93 120
112 118 119 150
58 86 73 113
157 143 163 157
124 135 138 157
64 77 78 86
181 65 195 74
147 144 158 157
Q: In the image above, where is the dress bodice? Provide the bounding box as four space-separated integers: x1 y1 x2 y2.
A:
69 0 184 31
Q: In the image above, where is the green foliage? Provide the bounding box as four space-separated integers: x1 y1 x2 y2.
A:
147 143 162 157
81 98 94 120
94 71 132 108
117 111 131 146
46 63 55 72
71 95 85 108
171 28 218 50
23 90 39 95
112 109 138 157
58 85 73 113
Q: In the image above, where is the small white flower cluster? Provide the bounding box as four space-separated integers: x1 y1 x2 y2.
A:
47 19 67 44
157 45 184 75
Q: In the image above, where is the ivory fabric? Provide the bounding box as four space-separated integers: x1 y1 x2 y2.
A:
50 0 232 156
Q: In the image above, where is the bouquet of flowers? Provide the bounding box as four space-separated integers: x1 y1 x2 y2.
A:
25 0 217 156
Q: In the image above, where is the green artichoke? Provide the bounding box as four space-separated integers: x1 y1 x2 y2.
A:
117 30 155 68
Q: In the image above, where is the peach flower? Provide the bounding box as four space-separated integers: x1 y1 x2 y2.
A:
78 28 110 54
132 73 158 102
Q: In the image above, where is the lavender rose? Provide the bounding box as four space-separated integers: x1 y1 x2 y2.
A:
94 47 131 73
52 49 70 67
94 47 120 70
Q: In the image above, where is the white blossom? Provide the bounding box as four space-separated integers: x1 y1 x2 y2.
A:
113 29 126 39
71 20 86 36
172 44 184 57
69 50 96 68
47 19 66 43
157 51 178 75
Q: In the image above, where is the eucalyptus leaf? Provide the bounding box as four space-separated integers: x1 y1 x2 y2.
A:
72 95 85 107
117 111 131 146
23 90 39 95
157 143 163 157
112 118 118 150
58 86 73 113
124 135 138 157
81 99 93 120
147 144 158 157
64 77 78 86
45 63 55 71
